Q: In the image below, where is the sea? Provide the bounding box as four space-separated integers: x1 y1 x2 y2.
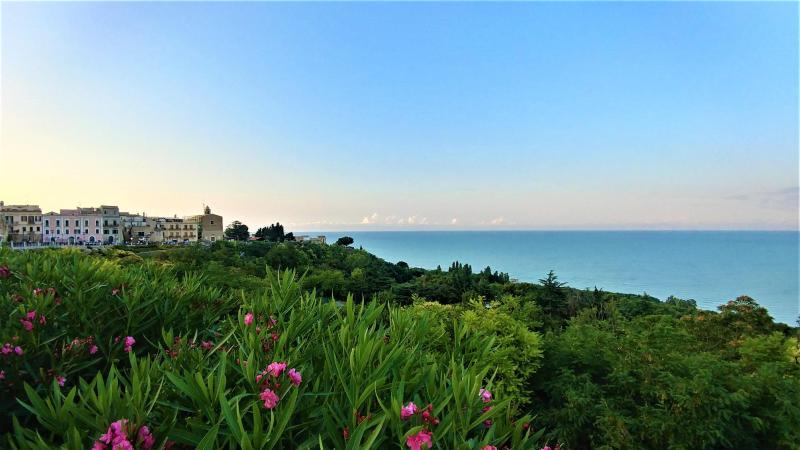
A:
308 231 799 325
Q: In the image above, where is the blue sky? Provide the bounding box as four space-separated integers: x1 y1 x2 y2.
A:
2 2 797 230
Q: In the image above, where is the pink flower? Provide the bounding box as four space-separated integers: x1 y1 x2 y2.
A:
541 447 552 450
266 361 287 377
56 375 66 387
405 429 433 450
287 368 302 386
123 336 135 353
1 344 11 355
0 266 10 278
94 419 132 450
0 370 5 380
479 388 492 403
39 314 46 325
20 320 34 331
89 344 99 354
138 425 155 450
14 346 23 355
400 401 418 420
260 388 280 409
26 310 37 321
244 312 254 326
482 447 498 450
201 341 213 350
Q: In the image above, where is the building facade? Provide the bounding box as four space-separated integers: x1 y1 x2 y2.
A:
186 206 224 242
42 208 104 244
162 217 198 243
100 206 122 244
1 202 43 243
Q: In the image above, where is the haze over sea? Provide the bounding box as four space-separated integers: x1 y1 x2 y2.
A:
310 231 799 325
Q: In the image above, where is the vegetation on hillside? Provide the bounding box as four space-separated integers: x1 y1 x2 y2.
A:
1 241 798 449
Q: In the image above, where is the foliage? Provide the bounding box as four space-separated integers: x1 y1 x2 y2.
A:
335 236 354 247
224 221 250 241
2 243 797 450
254 223 286 243
0 249 542 449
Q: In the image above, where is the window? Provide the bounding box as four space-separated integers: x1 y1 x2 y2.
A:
21 216 27 221
112 229 118 234
45 219 49 227
104 220 108 226
210 220 214 224
84 230 88 234
95 229 99 234
57 229 61 235
65 229 69 235
103 230 109 235
65 220 70 227
36 227 40 232
45 230 49 235
85 220 89 226
96 220 99 227
56 220 61 227
22 227 26 232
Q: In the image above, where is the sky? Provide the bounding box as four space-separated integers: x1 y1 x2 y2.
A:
1 2 798 231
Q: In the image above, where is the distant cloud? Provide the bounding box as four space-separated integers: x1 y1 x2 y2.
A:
724 186 799 210
451 218 458 225
489 217 506 225
361 212 379 224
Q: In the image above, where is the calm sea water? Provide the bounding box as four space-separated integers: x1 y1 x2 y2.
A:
310 231 799 325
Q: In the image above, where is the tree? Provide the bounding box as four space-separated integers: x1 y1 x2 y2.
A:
335 236 354 246
254 223 286 242
538 270 568 325
224 221 249 241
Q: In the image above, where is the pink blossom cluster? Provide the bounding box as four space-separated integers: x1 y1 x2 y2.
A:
115 336 136 353
256 361 302 410
20 310 46 332
406 429 433 450
243 312 278 329
400 401 439 450
1 342 24 356
92 419 155 450
0 265 10 278
65 336 99 355
479 388 493 428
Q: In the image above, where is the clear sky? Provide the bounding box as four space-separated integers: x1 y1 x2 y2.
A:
2 2 797 230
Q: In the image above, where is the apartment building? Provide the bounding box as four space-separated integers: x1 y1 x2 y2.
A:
100 205 122 244
162 216 199 243
42 208 104 244
1 202 43 243
122 214 165 244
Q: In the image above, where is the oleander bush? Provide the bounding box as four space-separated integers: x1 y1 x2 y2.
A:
0 249 544 449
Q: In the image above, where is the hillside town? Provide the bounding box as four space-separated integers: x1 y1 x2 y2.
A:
0 201 224 246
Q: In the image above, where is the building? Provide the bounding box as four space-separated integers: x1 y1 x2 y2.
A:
1 202 43 243
0 216 7 245
295 235 327 244
162 216 198 243
185 205 224 242
122 214 164 244
41 208 105 245
100 205 122 244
